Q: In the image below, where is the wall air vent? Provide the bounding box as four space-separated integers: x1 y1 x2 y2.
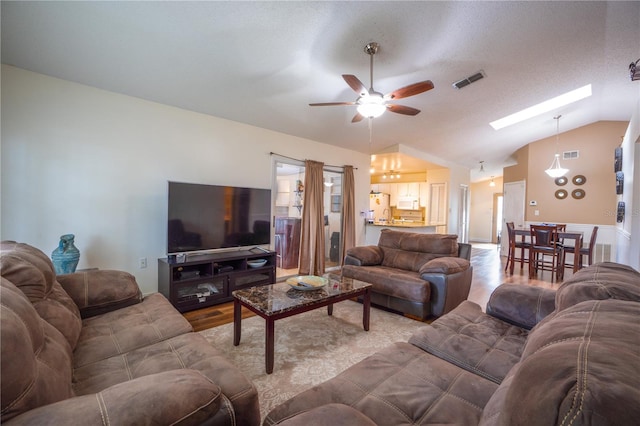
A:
452 70 486 89
563 150 579 160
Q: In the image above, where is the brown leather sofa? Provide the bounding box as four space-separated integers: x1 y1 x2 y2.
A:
0 241 260 426
264 262 640 425
342 229 472 319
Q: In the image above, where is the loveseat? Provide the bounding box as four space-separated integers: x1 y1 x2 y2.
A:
0 241 260 425
342 229 472 319
264 261 640 425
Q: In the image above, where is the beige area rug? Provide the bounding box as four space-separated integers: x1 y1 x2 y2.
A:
199 300 426 421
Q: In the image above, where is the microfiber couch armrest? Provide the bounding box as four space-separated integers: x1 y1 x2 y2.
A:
419 257 473 317
57 269 142 319
486 283 556 329
4 370 228 426
344 245 383 266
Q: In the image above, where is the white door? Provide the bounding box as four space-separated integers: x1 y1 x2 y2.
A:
458 185 469 243
502 180 526 256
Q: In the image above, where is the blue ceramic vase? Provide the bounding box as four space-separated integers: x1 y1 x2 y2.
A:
51 234 80 275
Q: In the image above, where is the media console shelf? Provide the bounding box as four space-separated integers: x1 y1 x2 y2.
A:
158 248 276 312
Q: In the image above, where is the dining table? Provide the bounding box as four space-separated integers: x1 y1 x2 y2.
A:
514 227 584 276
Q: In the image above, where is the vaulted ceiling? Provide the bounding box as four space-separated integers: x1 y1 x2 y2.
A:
2 1 639 181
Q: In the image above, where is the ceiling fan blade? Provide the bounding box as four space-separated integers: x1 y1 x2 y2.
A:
387 104 421 116
385 80 434 100
351 112 365 123
342 74 369 96
309 102 356 107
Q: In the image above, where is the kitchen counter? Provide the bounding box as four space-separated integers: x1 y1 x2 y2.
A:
368 221 432 228
364 222 437 245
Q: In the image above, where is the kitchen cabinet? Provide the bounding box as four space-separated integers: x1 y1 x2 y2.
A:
419 183 429 208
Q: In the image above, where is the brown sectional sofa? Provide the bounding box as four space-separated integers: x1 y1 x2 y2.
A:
0 241 260 425
264 261 640 425
342 229 473 319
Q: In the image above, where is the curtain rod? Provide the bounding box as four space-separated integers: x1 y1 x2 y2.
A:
269 152 357 170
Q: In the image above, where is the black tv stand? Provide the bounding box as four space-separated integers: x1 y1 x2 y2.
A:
158 249 276 313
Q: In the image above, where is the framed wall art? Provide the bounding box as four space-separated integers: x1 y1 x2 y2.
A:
614 147 623 172
616 171 624 194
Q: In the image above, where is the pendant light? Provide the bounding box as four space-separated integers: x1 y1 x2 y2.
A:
545 115 569 178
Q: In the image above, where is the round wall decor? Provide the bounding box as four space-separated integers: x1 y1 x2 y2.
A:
555 189 568 199
554 176 568 186
572 189 586 199
572 175 587 185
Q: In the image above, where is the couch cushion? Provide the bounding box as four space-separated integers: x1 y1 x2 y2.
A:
57 270 142 318
273 403 377 426
480 299 640 425
342 265 430 302
409 301 528 384
419 256 470 275
1 278 74 423
73 293 193 367
378 230 458 272
1 241 82 349
554 262 640 311
73 332 260 426
264 342 498 426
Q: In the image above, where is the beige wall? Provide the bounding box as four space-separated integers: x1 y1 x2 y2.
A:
469 177 504 243
505 121 628 225
503 145 529 183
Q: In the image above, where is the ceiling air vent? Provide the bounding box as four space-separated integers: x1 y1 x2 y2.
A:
452 70 486 89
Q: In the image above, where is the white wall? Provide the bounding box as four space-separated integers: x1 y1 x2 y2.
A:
1 65 371 294
615 85 640 269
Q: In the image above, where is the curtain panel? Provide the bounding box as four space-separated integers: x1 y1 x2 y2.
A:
298 160 326 276
340 165 356 265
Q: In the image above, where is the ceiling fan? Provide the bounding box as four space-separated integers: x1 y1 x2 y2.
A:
309 42 434 123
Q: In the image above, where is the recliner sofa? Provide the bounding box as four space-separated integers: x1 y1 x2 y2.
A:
0 241 260 425
342 229 472 319
264 261 640 425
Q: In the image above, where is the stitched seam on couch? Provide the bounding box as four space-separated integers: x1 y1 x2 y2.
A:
560 302 598 426
170 390 230 426
417 369 485 424
415 344 501 384
325 355 422 423
341 351 485 420
108 322 123 355
96 392 110 425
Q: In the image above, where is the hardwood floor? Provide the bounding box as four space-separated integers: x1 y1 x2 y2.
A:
184 244 563 332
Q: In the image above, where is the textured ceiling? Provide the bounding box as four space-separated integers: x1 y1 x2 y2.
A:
2 1 639 181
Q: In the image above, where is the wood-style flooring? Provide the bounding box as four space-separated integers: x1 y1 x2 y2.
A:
184 244 563 332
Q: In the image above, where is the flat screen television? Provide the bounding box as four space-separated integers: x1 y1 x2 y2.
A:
167 181 271 254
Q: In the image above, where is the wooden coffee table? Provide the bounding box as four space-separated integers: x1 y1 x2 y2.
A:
232 274 371 374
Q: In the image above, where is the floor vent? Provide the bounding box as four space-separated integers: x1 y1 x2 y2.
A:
452 71 486 89
593 243 611 263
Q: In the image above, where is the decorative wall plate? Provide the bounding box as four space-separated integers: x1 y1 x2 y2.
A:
572 189 586 199
555 189 568 199
572 175 586 185
554 176 568 186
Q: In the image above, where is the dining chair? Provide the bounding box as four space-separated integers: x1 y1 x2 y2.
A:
529 224 563 281
560 226 598 274
504 222 530 274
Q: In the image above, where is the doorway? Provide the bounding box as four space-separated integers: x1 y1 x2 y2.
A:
272 157 343 279
501 181 526 256
492 193 504 244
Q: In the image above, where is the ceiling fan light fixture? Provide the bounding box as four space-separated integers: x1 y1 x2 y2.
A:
357 96 386 118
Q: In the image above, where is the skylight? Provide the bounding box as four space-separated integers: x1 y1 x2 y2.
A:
490 84 592 130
